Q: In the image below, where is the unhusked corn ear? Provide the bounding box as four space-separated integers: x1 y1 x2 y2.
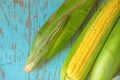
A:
24 0 96 73
61 0 120 80
90 18 120 80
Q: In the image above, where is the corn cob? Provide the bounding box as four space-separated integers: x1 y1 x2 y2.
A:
90 18 120 80
61 0 120 80
24 0 96 73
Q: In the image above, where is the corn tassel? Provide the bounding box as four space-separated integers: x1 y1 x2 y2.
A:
90 18 120 80
61 0 120 80
24 0 96 73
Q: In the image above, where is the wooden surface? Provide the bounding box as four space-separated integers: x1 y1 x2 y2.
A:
0 0 112 80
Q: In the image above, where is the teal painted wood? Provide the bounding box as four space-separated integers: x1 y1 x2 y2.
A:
0 0 117 80
0 0 70 80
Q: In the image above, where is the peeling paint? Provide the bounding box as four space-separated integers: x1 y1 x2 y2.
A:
35 71 39 79
44 0 48 8
12 44 16 52
13 27 18 32
4 14 10 27
25 33 30 44
0 43 4 50
26 17 30 29
0 28 2 34
12 44 16 62
28 74 30 80
43 0 48 10
0 68 5 79
26 0 31 29
48 71 50 80
1 70 5 79
43 13 47 20
18 56 20 62
54 65 58 78
5 54 8 59
42 67 46 80
14 0 25 7
32 13 38 18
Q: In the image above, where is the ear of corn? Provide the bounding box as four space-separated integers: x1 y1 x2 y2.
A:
44 0 96 59
24 0 96 73
61 0 120 80
90 18 120 80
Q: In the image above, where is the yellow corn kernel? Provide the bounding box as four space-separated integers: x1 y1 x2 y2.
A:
66 0 120 79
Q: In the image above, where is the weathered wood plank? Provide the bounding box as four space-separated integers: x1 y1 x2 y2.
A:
0 0 65 80
0 0 30 80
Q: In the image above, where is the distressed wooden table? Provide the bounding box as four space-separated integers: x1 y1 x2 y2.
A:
0 0 109 80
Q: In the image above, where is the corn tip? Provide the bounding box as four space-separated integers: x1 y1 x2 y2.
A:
24 65 32 73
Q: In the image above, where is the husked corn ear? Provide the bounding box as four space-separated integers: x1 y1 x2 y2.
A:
90 18 120 80
24 0 96 73
61 0 120 80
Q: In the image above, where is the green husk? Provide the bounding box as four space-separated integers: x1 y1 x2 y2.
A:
24 0 96 73
90 18 120 80
61 0 120 80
